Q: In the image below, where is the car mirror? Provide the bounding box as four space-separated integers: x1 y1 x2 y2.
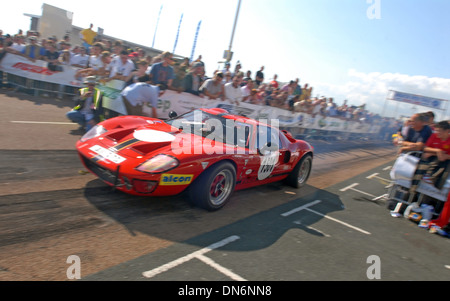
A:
168 111 178 119
258 142 279 156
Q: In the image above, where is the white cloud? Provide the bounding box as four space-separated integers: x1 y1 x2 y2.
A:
311 69 450 119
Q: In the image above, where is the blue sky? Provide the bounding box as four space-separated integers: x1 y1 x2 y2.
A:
2 0 450 119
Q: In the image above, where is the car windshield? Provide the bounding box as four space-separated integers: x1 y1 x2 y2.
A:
165 110 252 148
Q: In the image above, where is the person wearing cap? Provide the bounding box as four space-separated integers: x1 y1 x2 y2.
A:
66 76 104 131
20 36 44 61
121 82 166 118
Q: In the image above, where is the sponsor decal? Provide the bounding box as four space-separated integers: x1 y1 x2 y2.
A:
12 62 55 76
160 174 194 186
89 145 126 164
257 152 278 180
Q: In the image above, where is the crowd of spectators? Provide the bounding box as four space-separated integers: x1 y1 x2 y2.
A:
0 28 398 129
389 111 450 234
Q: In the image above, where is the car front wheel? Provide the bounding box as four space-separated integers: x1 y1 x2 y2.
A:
189 162 236 211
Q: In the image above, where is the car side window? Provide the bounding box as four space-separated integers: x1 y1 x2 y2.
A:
255 125 281 150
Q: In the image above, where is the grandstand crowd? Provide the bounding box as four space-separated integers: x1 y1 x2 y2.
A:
1 29 390 120
0 28 430 140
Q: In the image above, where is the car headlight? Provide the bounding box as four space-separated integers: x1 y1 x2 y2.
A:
136 154 179 174
80 125 107 142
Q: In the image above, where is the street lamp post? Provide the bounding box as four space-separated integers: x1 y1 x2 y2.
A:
226 0 242 62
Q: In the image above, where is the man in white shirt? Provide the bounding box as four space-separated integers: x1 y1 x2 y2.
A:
121 82 165 117
11 35 26 52
109 50 136 81
70 46 89 68
88 43 104 71
224 75 243 105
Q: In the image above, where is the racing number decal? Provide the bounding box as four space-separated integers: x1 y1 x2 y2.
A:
257 153 278 180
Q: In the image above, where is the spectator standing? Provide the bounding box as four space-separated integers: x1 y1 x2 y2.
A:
292 78 302 97
59 49 71 66
109 50 135 81
255 66 264 87
150 51 175 89
233 61 242 77
222 62 231 75
242 70 252 87
44 42 62 71
11 34 26 52
224 75 243 105
300 83 312 101
125 60 150 86
21 36 44 61
241 78 254 102
199 72 225 100
70 46 89 68
88 42 104 71
397 113 433 153
80 24 97 53
269 74 279 89
223 71 232 84
182 62 204 96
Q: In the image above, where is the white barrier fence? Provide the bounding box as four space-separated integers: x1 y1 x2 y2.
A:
1 53 382 138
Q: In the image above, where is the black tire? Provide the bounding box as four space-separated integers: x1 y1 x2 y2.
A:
285 154 312 188
189 162 236 211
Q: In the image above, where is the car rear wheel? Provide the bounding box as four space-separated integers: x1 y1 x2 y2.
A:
285 154 312 188
189 162 236 211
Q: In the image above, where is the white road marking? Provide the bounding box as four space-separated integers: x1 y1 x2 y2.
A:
142 235 245 280
366 173 391 182
294 221 331 237
340 183 376 198
340 183 359 191
281 200 371 235
383 166 392 171
281 200 322 217
305 207 371 235
196 254 246 281
11 121 76 125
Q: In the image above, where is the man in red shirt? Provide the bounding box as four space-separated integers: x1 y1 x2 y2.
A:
423 121 450 161
420 120 450 185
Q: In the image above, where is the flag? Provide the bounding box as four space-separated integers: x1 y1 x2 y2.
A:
190 20 202 61
173 14 183 54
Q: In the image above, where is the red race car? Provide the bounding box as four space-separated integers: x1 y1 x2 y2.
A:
76 108 314 211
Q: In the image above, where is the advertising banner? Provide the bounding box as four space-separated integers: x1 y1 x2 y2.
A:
0 53 82 87
388 90 447 110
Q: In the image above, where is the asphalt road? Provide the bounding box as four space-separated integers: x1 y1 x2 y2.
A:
0 90 448 283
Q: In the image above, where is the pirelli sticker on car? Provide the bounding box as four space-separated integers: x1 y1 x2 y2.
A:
160 174 194 186
89 145 126 164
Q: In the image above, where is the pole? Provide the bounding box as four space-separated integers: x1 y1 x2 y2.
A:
173 14 183 54
227 0 242 62
152 5 163 48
